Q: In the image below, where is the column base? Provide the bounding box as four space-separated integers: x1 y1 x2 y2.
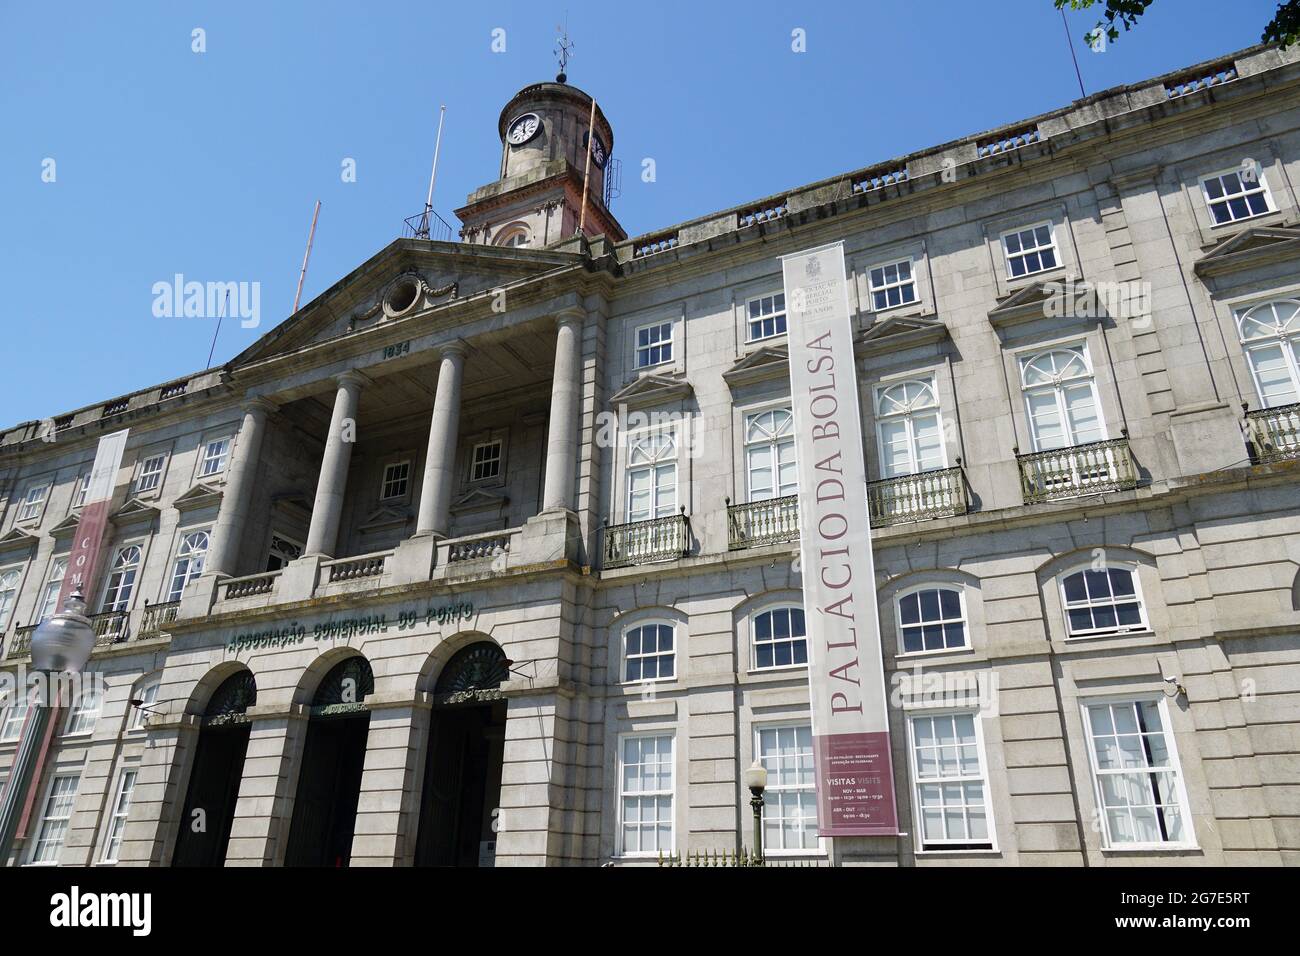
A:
517 510 580 566
390 533 441 585
278 555 323 603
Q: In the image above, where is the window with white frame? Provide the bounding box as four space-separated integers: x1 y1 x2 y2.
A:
898 587 968 653
0 693 29 741
166 530 210 601
1061 566 1146 636
1001 223 1059 279
496 227 530 248
875 378 945 478
17 483 49 522
1236 299 1300 409
1019 345 1105 451
618 734 674 856
101 768 137 863
1084 699 1193 847
129 674 161 731
623 622 675 683
745 408 797 501
746 292 787 341
198 437 231 478
64 686 102 737
470 440 503 482
752 605 808 670
0 568 20 631
36 557 67 623
1201 165 1274 226
755 723 818 851
626 431 677 522
72 472 91 510
868 258 918 311
633 321 673 369
28 773 79 864
134 454 166 494
908 712 994 850
380 460 410 501
101 545 142 612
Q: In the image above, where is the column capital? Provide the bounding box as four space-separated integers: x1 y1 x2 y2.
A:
438 339 470 360
241 396 279 416
336 369 371 389
555 308 585 330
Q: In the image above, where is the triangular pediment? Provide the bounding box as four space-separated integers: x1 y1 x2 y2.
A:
722 345 790 388
609 373 694 410
358 505 413 535
988 279 1102 329
172 484 223 513
1194 226 1300 277
0 526 40 554
858 315 949 355
230 240 586 366
112 497 162 526
49 513 83 539
451 487 510 515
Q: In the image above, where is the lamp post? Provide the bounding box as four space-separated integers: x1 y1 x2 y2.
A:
0 590 96 864
743 759 768 865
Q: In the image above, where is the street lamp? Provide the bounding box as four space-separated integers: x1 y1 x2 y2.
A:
744 759 768 864
0 590 96 863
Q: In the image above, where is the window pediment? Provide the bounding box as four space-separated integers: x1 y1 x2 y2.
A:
609 373 693 410
858 315 948 355
173 484 223 513
111 497 162 527
357 505 413 536
1194 225 1300 278
987 279 1107 330
722 345 789 389
0 526 40 555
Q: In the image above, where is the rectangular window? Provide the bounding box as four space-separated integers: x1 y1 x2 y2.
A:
1084 699 1193 848
72 473 91 509
898 587 968 653
380 461 410 500
1001 223 1059 279
752 606 808 670
868 258 918 311
634 321 673 369
0 694 29 742
626 432 677 522
18 484 49 522
1019 345 1105 452
1201 166 1273 226
618 734 674 856
746 293 787 341
101 769 137 863
167 530 210 602
908 712 995 851
36 558 67 623
130 677 160 731
875 377 945 478
623 622 675 683
470 441 503 482
64 687 103 737
29 774 79 864
755 723 818 852
198 438 230 477
135 454 166 494
0 568 20 631
744 408 797 501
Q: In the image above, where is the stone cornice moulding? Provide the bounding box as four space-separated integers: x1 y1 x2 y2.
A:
857 315 950 356
1193 225 1300 277
110 497 163 527
173 483 224 513
987 279 1104 331
0 526 40 554
721 345 790 389
608 373 694 410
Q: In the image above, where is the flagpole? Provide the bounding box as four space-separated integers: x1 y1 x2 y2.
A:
293 199 322 314
422 105 447 238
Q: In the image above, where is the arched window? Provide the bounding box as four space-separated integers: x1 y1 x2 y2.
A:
744 408 797 501
434 642 509 699
167 530 209 601
897 587 967 653
626 431 677 522
1019 345 1105 451
313 656 374 708
623 622 675 683
1061 566 1146 637
0 568 20 631
751 605 807 670
1236 299 1300 408
875 378 944 477
102 545 142 612
129 673 161 731
495 227 530 248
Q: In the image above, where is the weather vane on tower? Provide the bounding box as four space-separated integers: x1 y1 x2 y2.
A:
554 23 574 83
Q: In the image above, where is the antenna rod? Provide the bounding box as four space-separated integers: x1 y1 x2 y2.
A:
293 199 322 314
422 105 447 236
206 289 231 368
577 96 597 237
1060 9 1087 99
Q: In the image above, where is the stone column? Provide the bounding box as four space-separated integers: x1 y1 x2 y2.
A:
224 711 305 866
304 371 366 557
207 398 277 577
415 342 467 537
349 700 427 866
541 310 584 513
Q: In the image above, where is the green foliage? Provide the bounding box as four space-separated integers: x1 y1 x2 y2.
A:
1053 0 1300 50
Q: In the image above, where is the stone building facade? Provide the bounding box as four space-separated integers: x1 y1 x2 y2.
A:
2 44 1299 867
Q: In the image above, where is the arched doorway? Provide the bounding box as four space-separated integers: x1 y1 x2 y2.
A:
172 670 257 866
284 656 373 867
414 642 510 867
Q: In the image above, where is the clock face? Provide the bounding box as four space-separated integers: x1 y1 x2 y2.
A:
586 131 607 168
506 112 540 145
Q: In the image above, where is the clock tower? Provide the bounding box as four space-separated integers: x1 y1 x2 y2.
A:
455 76 625 249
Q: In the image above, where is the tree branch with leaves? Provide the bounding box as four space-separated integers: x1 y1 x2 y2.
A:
1054 0 1299 49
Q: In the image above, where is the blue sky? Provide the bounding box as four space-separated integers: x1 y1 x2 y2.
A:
0 0 1280 426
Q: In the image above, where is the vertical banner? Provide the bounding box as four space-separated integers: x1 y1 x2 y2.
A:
781 242 899 836
56 429 129 612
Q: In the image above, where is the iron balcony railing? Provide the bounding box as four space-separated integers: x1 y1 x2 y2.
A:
867 466 967 527
1017 437 1138 503
139 600 181 638
727 495 800 550
1245 402 1300 464
6 624 36 659
402 208 455 243
91 609 130 646
604 510 691 569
